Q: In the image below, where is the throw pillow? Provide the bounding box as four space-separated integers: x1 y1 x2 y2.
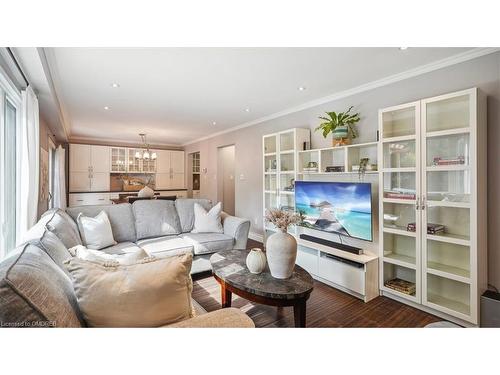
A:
39 209 82 248
64 252 194 327
76 211 117 250
68 245 149 266
191 202 223 233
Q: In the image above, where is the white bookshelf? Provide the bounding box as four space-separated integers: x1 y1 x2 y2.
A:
262 128 310 239
378 88 487 325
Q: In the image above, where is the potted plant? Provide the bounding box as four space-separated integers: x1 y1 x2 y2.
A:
315 106 360 146
265 209 300 279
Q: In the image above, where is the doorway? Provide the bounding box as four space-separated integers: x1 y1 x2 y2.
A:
217 145 235 215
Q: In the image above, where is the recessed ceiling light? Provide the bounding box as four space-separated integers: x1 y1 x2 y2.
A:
399 47 408 50
245 108 250 112
111 83 120 88
104 106 110 110
212 121 217 125
298 86 306 91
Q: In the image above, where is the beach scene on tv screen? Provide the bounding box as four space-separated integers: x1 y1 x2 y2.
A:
295 181 372 241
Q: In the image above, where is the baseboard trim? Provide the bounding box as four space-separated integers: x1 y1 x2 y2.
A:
248 231 264 244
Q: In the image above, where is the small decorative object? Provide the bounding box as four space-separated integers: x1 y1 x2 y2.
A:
315 106 361 147
246 248 267 274
358 157 369 180
283 178 295 191
267 159 277 172
138 185 154 198
303 141 310 150
265 209 300 279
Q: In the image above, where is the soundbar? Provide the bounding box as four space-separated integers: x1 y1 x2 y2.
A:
299 234 363 255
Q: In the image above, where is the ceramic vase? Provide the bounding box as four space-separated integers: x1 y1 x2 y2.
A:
246 248 267 274
265 230 297 279
138 185 154 198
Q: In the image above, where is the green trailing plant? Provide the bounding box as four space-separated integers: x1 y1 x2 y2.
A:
315 106 361 139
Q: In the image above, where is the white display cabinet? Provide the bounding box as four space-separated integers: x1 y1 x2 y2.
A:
262 128 310 237
379 88 487 325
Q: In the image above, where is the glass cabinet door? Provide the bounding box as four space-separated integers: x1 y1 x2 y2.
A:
128 148 143 172
380 102 421 303
110 147 127 172
421 89 474 319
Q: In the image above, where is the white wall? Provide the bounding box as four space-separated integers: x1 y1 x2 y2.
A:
184 52 500 288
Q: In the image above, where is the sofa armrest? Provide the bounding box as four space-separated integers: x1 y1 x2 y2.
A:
166 308 255 328
221 212 251 250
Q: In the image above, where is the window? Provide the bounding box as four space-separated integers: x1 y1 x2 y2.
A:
0 67 21 258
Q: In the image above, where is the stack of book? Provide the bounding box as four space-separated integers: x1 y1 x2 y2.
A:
407 222 445 234
384 191 416 200
325 166 345 172
427 223 445 235
384 278 416 295
302 167 318 172
433 156 465 166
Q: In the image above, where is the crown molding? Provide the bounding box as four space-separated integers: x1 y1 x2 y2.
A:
182 47 500 147
38 47 71 142
68 136 183 150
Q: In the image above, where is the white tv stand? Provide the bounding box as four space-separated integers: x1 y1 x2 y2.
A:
296 237 379 302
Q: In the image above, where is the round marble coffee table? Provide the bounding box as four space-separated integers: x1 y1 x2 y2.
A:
210 249 314 327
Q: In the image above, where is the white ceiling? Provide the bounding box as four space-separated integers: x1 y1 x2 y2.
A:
43 47 475 146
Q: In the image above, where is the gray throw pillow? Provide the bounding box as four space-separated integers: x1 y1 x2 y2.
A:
43 209 82 248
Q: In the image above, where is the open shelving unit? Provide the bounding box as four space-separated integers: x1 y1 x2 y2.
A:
378 88 487 325
262 128 310 239
297 141 378 176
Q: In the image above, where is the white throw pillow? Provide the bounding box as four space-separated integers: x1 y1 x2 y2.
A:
64 253 194 327
191 202 223 233
76 211 117 250
68 245 149 266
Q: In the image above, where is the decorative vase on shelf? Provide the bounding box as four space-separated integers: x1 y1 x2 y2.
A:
246 248 267 274
266 230 297 279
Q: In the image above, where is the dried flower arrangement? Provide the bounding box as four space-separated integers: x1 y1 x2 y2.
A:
265 209 300 233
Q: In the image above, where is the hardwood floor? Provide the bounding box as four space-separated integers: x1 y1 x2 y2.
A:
192 240 441 327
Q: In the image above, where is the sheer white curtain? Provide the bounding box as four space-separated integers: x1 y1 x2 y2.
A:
52 145 67 210
18 86 39 239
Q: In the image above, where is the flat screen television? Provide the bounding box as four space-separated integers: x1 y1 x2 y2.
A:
295 181 373 242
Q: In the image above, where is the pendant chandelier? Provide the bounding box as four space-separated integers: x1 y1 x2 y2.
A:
135 133 157 160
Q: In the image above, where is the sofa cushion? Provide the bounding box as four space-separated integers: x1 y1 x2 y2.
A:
66 203 137 243
175 198 212 233
64 253 194 327
100 241 144 255
181 233 234 255
0 244 84 327
137 235 193 257
133 200 182 240
41 209 82 248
